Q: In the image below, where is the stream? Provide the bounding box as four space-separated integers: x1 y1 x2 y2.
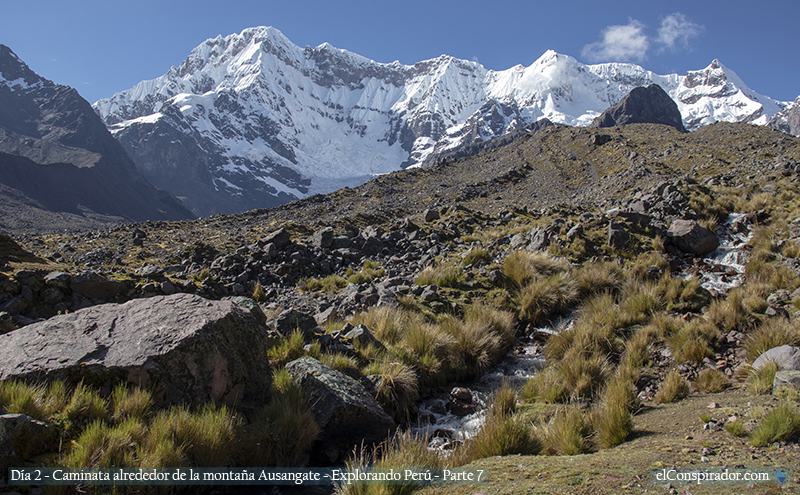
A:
411 213 753 452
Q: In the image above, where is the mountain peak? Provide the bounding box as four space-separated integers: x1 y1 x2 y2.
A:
0 44 47 88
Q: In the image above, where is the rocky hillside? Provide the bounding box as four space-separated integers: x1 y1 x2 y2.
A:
94 27 792 216
2 120 800 491
0 45 194 233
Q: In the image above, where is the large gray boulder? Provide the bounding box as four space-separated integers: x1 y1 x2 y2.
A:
753 345 800 370
286 357 395 456
69 271 127 301
0 293 272 409
667 220 719 256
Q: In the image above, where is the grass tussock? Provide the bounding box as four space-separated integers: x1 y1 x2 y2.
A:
462 247 492 267
654 370 689 404
364 361 420 423
746 361 780 395
692 369 730 393
246 368 320 466
667 319 718 363
267 329 306 366
744 317 800 363
593 374 636 448
750 403 800 447
538 406 589 455
415 264 463 288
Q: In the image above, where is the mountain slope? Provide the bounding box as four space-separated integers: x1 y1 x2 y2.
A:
95 27 790 216
0 45 194 232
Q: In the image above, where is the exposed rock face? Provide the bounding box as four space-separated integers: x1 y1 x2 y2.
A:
591 84 687 132
667 219 719 255
0 293 272 409
769 97 800 137
69 271 127 301
285 357 395 456
0 44 193 231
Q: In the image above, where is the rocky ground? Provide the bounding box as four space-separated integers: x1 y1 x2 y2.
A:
1 121 800 494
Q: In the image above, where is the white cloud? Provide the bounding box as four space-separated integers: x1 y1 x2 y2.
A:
657 13 703 51
582 19 649 63
582 13 703 63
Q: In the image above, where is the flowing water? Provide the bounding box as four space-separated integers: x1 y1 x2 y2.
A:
686 213 753 295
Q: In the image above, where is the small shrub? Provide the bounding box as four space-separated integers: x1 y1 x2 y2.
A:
575 261 623 297
460 412 539 461
415 264 463 287
368 361 420 422
654 370 689 404
668 319 718 363
0 380 46 420
63 382 108 427
746 361 780 395
489 381 517 418
556 349 610 400
502 251 568 289
700 413 713 424
252 281 267 301
521 366 569 404
750 403 800 447
693 369 730 393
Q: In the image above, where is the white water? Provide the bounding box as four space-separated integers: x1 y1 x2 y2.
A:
688 213 753 295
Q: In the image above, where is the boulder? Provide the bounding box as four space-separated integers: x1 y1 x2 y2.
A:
272 309 317 336
590 84 687 133
753 345 800 370
423 208 440 223
0 294 272 409
262 228 292 250
69 271 127 301
773 370 800 395
286 357 395 455
607 221 629 248
667 220 719 256
312 227 335 249
344 324 384 349
0 414 59 471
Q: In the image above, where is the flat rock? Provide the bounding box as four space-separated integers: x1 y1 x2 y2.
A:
0 293 272 409
69 271 127 301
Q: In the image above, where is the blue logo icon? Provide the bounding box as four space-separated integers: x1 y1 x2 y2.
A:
775 469 786 484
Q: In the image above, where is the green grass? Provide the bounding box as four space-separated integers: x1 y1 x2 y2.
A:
539 406 589 455
750 403 800 447
746 361 780 395
743 317 800 363
462 247 492 267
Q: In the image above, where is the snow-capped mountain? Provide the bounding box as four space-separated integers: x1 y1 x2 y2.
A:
94 26 792 216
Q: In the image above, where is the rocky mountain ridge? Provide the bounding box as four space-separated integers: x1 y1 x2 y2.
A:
0 45 194 232
94 26 795 216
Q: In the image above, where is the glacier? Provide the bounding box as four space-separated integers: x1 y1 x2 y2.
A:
94 26 793 216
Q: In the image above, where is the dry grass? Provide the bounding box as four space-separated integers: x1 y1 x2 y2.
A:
538 405 589 455
746 361 780 395
743 317 800 363
750 403 800 447
654 370 689 404
692 369 730 393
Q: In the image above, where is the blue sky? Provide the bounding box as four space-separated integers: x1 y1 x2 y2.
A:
2 0 799 104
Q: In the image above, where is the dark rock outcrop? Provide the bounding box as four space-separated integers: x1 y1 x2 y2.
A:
0 293 272 409
667 219 719 255
0 413 59 471
285 357 395 457
591 84 687 133
0 44 193 231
